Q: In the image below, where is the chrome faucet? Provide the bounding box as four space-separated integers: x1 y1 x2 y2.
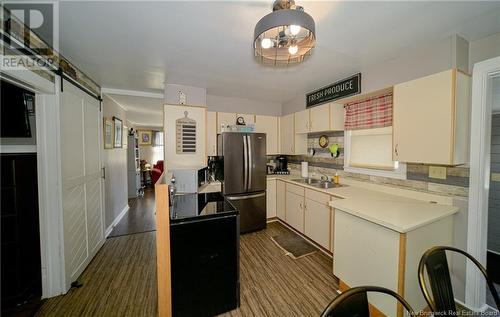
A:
319 171 330 182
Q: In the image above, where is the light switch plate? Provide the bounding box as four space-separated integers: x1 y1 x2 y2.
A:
429 166 447 180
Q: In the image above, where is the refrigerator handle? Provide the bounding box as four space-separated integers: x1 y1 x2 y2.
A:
247 135 252 190
225 192 266 200
243 134 248 191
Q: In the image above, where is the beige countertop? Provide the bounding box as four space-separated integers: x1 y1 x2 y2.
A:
267 174 459 233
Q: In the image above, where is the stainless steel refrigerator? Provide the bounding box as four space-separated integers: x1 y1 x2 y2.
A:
217 132 266 233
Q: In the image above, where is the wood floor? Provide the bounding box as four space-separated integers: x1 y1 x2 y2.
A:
108 188 156 237
37 222 338 317
36 232 158 317
219 221 339 317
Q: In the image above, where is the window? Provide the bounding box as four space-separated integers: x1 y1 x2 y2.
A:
344 127 406 179
152 131 164 162
343 93 406 179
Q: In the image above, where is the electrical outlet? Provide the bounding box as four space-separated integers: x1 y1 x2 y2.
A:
429 166 447 180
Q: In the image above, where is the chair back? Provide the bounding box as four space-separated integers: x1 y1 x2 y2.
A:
320 286 415 317
419 249 456 314
419 246 500 315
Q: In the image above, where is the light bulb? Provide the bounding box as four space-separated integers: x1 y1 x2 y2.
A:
290 25 301 36
261 38 273 49
288 45 298 55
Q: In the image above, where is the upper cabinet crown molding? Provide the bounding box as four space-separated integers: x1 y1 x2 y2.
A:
393 69 471 165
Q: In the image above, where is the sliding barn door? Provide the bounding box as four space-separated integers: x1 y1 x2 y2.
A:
60 79 104 289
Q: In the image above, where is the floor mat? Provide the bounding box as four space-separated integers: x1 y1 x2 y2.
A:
271 230 317 259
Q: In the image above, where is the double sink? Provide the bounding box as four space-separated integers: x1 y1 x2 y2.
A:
291 178 347 189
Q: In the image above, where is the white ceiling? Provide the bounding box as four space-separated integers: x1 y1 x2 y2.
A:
106 94 163 127
60 1 500 104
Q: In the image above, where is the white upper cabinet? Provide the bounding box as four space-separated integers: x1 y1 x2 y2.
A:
295 109 310 134
330 103 345 131
309 103 330 132
255 115 279 155
282 113 307 155
294 103 343 133
217 112 236 133
393 69 471 165
281 113 295 154
237 113 255 125
207 111 217 156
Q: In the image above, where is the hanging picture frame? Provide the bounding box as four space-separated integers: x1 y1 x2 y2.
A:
113 117 123 148
138 130 153 145
103 117 114 149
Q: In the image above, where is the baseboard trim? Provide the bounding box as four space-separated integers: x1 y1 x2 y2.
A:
487 249 500 256
455 298 493 313
105 204 129 238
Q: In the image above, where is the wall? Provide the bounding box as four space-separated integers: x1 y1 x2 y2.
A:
469 32 500 71
206 94 282 116
282 36 457 115
102 95 129 229
165 83 282 116
165 84 206 106
281 33 500 115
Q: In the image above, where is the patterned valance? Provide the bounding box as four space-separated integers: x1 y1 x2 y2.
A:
344 94 393 130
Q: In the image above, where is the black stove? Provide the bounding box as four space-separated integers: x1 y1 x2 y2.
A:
170 192 237 223
169 191 240 317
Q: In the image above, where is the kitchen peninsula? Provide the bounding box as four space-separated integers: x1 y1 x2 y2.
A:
266 174 458 316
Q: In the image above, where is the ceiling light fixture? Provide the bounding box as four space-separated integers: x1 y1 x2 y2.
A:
254 0 316 66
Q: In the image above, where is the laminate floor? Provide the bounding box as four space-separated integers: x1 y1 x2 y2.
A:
36 231 157 317
108 188 156 237
37 222 338 317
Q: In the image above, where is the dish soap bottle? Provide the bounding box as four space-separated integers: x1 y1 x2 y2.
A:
333 171 340 184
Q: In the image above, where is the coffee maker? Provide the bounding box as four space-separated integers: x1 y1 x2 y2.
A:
274 155 289 175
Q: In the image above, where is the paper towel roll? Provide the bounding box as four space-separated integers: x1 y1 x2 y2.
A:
301 162 308 178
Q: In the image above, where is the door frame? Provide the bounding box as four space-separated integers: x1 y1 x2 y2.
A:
466 56 500 311
1 66 66 298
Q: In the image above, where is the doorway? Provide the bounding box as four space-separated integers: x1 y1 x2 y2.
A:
486 77 500 307
467 56 500 311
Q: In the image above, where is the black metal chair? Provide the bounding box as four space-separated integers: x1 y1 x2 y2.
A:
418 246 500 316
320 286 416 317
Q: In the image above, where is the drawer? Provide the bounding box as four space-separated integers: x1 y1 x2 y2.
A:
286 182 305 196
305 188 331 205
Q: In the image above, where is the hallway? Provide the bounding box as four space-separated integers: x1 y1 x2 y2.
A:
109 188 156 237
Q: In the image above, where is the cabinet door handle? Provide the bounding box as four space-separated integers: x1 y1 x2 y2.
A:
394 144 399 156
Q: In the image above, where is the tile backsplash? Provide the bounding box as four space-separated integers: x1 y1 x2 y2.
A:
270 132 470 198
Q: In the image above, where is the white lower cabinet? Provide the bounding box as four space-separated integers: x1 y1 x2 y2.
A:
266 179 277 219
304 189 332 250
304 198 331 250
285 190 305 233
276 180 286 220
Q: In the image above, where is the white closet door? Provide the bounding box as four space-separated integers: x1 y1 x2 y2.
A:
60 79 104 289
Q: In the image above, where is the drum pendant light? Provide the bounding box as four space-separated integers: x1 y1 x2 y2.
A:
254 0 316 66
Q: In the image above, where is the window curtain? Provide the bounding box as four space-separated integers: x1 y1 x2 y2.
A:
344 94 393 130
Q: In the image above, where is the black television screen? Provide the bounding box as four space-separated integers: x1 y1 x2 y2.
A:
1 80 34 138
